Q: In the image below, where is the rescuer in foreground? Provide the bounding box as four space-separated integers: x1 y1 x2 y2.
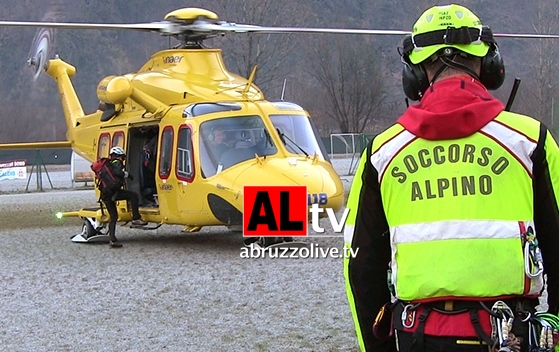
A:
344 4 559 351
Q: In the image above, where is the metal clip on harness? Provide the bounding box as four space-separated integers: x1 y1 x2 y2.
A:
490 301 516 352
524 230 544 279
401 303 420 328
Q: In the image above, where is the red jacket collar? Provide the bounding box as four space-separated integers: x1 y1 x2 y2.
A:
397 77 505 140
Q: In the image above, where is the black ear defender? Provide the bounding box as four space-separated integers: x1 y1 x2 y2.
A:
401 35 430 101
400 26 505 101
480 41 505 90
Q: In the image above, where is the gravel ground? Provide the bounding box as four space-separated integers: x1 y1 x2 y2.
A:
0 158 360 352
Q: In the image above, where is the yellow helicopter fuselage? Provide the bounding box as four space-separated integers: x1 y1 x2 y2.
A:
48 48 344 229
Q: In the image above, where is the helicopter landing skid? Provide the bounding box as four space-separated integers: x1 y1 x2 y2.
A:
129 223 162 230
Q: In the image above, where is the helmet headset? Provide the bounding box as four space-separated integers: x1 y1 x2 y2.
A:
401 4 505 101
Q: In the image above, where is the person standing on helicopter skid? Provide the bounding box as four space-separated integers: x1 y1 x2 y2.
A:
101 146 148 248
344 4 559 352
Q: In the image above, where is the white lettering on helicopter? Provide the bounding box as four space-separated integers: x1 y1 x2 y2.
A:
163 56 183 64
160 184 173 191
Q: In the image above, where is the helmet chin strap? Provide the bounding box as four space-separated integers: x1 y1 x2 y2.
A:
429 64 448 86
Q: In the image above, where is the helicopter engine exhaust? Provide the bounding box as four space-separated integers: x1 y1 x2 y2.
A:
97 75 132 104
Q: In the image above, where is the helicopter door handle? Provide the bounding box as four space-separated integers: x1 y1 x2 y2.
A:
179 180 189 194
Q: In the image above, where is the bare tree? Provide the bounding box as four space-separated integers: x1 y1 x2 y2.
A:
210 0 311 98
307 35 386 133
519 2 559 131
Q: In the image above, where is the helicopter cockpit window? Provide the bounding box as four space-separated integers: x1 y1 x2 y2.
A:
269 114 328 161
177 126 194 181
159 127 174 179
182 103 242 118
199 116 277 178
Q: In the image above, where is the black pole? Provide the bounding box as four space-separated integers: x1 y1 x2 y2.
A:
505 78 521 112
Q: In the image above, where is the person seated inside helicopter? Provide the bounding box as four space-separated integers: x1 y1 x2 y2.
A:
140 135 158 204
207 128 231 164
218 131 257 170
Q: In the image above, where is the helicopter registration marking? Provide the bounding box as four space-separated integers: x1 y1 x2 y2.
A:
308 193 328 205
163 56 183 64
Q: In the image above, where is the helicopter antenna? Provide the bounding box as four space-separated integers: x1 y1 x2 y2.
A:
242 65 258 99
280 79 287 101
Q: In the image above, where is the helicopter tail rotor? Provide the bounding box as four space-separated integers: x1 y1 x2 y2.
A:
27 14 56 81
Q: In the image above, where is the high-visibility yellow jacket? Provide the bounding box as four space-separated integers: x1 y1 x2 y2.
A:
344 77 559 351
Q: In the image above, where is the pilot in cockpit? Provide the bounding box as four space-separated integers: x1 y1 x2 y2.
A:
208 128 230 163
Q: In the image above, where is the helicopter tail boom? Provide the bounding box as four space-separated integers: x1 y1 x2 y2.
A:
44 58 85 141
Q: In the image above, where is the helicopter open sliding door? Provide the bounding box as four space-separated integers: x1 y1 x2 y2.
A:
126 126 159 206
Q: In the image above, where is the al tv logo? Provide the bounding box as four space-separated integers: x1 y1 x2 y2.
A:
242 186 349 236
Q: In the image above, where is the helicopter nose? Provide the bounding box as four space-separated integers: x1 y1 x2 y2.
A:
281 166 344 212
229 159 344 212
208 161 344 226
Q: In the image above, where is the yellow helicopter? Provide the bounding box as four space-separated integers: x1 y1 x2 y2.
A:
2 7 559 245
0 8 349 244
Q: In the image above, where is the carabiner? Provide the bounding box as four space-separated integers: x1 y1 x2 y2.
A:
401 304 417 329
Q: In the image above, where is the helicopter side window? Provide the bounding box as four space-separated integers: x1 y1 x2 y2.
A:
97 133 111 159
176 126 194 181
112 131 125 148
159 126 174 179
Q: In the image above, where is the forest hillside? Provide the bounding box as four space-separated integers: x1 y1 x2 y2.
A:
1 0 558 142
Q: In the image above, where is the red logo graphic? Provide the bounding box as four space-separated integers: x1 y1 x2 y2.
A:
243 186 307 237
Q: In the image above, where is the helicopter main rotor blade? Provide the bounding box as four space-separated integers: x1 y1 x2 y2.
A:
188 22 411 36
0 20 182 34
493 33 559 39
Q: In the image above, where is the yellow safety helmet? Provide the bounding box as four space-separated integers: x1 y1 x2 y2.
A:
407 4 490 64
